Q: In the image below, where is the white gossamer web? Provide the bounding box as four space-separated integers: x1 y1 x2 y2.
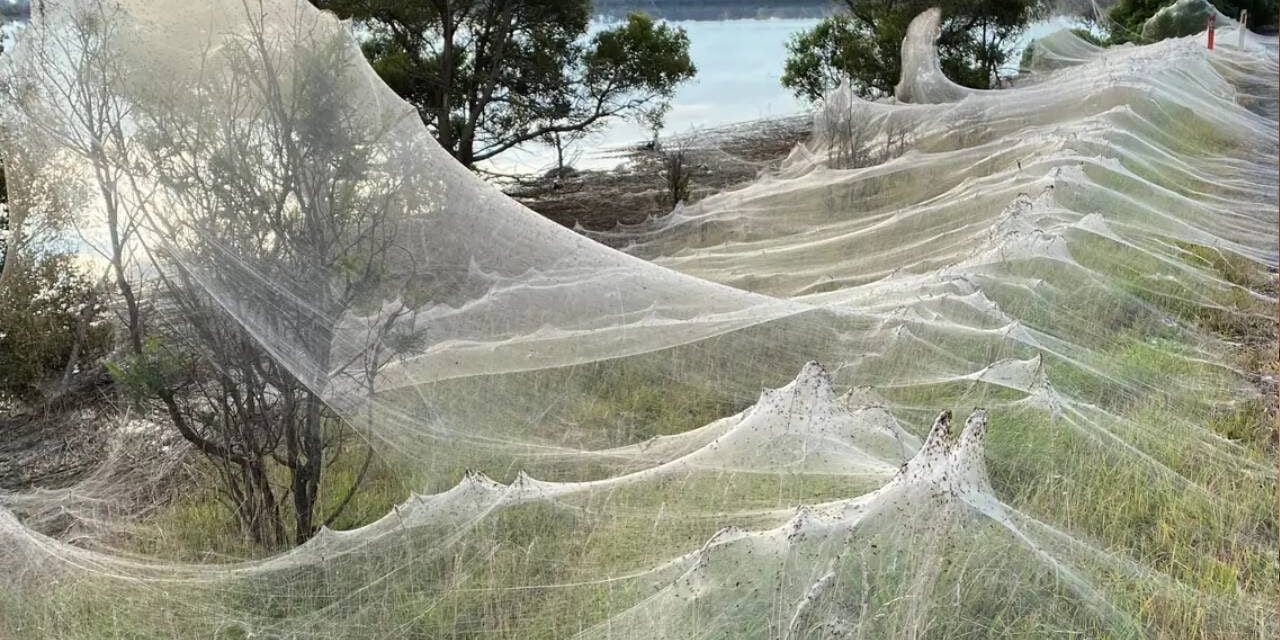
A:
0 1 1276 638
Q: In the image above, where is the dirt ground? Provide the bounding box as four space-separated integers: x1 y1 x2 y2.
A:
506 116 812 230
0 410 104 490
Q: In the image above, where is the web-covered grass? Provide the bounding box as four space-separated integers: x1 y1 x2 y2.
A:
0 2 1275 639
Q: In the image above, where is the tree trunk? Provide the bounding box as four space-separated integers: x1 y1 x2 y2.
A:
0 208 22 289
555 132 565 171
437 7 456 156
457 137 476 168
292 390 324 544
234 455 285 549
289 304 334 544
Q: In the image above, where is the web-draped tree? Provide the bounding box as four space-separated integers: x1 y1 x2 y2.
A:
781 0 1038 101
312 0 696 167
123 8 431 545
1106 0 1277 44
3 2 424 547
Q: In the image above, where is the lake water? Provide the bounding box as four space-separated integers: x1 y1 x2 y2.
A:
485 18 818 175
484 16 1095 175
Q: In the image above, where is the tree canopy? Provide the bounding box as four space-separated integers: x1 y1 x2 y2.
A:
780 0 1037 102
1106 0 1277 44
312 1 696 168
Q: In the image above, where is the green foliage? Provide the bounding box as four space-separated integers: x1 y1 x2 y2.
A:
1017 39 1037 73
312 1 695 167
128 440 407 561
1149 0 1219 40
1109 0 1188 43
1107 0 1277 44
563 361 743 445
0 252 112 404
105 336 188 408
1069 27 1106 47
586 13 694 98
781 0 1037 101
1020 23 1106 70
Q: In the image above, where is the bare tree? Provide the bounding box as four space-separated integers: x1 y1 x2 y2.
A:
660 143 693 209
128 5 429 545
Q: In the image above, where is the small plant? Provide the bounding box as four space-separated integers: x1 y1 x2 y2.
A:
818 99 913 170
660 146 692 208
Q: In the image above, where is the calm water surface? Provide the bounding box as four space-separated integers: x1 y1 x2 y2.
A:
487 18 821 175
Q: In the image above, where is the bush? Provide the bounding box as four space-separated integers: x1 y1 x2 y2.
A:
661 147 692 208
1019 28 1106 74
0 252 112 405
1107 0 1277 44
781 0 1037 101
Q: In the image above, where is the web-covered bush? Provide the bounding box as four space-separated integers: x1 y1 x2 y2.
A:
1108 0 1275 43
0 252 111 405
0 3 1274 639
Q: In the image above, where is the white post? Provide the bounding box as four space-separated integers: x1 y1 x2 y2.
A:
1238 10 1249 48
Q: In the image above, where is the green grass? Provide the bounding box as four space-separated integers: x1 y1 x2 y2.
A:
11 234 1273 639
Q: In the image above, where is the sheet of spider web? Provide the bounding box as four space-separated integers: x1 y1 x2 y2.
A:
0 1 1275 638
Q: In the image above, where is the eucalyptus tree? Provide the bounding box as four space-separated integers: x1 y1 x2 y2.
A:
313 1 696 168
781 0 1038 101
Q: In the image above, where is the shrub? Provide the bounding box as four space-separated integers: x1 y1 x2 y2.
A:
782 0 1038 101
661 147 692 208
1107 0 1277 44
0 252 112 405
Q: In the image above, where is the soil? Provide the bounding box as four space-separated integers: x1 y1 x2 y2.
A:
506 116 812 231
0 372 116 491
0 409 106 491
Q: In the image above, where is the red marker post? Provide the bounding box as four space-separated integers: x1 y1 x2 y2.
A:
1207 12 1216 49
